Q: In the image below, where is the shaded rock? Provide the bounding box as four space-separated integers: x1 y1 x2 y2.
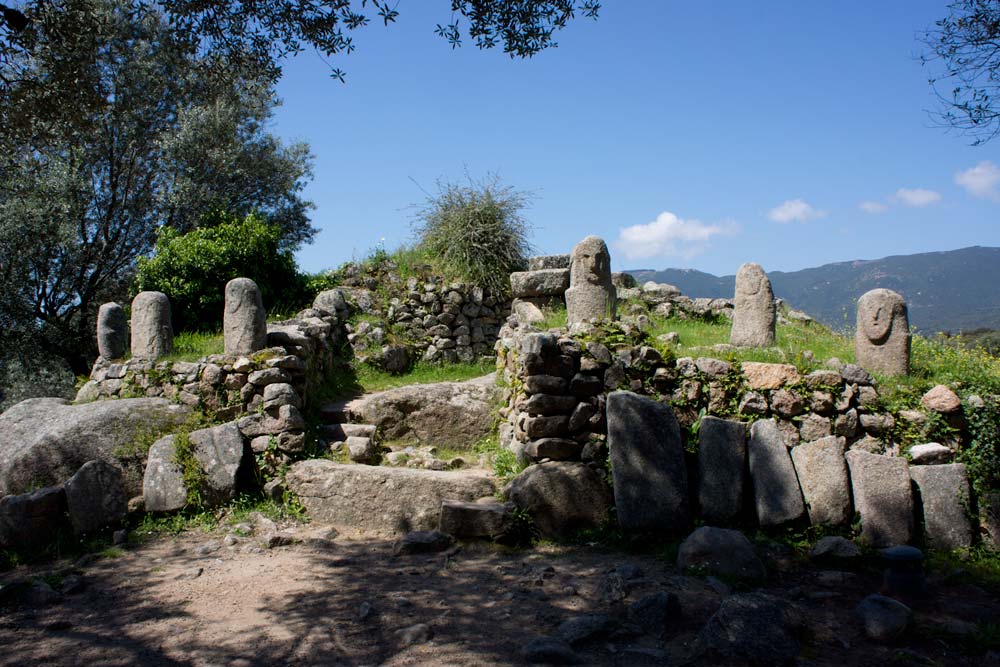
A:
699 592 803 663
504 462 611 540
738 391 768 416
64 459 126 534
438 499 509 539
607 391 690 533
392 530 453 555
520 637 582 664
143 423 248 512
790 435 851 525
523 438 583 461
770 389 805 418
395 623 434 647
846 450 913 547
910 463 973 550
748 419 805 526
696 416 747 523
343 375 498 449
798 412 832 442
629 591 680 638
841 364 874 385
96 302 127 360
0 486 66 549
286 460 495 537
855 594 912 641
554 614 616 646
0 397 191 497
810 536 862 561
677 526 766 581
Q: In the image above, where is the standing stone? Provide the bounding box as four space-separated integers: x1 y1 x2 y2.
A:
565 236 616 325
223 278 267 356
790 436 852 526
130 291 173 360
748 419 805 526
730 263 775 347
855 288 910 377
910 463 973 550
845 450 913 547
607 391 690 533
697 416 747 523
96 302 127 360
64 459 126 534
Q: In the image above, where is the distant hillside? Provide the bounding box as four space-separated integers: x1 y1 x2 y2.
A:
628 246 1000 333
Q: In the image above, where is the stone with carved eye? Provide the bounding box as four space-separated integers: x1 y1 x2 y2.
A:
730 263 775 347
855 288 910 376
565 236 616 324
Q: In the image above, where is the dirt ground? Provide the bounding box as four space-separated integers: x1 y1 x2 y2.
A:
1 522 999 667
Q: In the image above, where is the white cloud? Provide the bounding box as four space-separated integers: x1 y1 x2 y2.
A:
767 198 826 223
859 200 888 214
615 211 736 261
894 187 941 207
955 160 1000 201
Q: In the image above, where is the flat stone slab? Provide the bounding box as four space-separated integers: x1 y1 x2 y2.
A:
748 420 805 526
790 436 851 526
286 460 497 537
846 451 913 547
697 417 747 523
607 391 690 533
910 463 973 550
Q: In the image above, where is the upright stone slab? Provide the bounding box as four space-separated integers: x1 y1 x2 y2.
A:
730 263 775 347
855 288 910 377
130 291 173 360
64 459 126 534
96 302 127 360
845 450 913 547
565 236 616 324
790 435 851 526
143 423 247 512
223 277 267 355
748 419 805 526
910 463 973 550
697 416 747 523
607 391 690 533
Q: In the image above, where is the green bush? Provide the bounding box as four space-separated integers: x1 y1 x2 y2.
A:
135 211 306 331
413 174 532 297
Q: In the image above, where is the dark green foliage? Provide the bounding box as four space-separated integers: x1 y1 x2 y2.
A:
964 395 1000 497
413 174 533 297
135 212 305 331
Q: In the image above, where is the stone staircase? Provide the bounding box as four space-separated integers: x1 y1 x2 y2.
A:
318 400 379 463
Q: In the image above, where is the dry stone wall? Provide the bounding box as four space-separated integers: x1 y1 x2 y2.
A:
496 298 979 548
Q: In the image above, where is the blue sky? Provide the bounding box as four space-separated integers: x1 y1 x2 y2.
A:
273 1 1000 276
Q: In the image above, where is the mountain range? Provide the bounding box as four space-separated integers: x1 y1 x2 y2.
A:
627 246 1000 334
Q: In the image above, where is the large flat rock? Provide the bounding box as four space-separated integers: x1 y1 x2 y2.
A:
790 436 851 526
846 451 913 547
910 463 973 550
748 419 805 526
607 391 690 533
285 460 497 537
0 397 191 497
697 417 747 523
342 375 499 449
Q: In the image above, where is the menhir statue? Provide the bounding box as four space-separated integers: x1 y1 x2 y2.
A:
855 288 910 376
730 263 775 347
565 236 616 325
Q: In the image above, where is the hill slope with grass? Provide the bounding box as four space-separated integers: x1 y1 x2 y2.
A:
630 246 1000 334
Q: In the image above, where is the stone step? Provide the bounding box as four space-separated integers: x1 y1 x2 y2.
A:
320 423 376 441
318 401 350 423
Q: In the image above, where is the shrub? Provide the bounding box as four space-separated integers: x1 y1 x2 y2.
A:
412 174 532 297
135 211 306 331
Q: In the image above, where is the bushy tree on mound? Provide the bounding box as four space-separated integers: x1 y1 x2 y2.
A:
135 212 304 331
413 175 533 297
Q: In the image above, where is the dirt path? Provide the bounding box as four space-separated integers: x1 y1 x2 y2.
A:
1 525 998 667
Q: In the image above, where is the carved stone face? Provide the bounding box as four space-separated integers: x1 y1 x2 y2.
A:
859 295 897 344
570 236 610 286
